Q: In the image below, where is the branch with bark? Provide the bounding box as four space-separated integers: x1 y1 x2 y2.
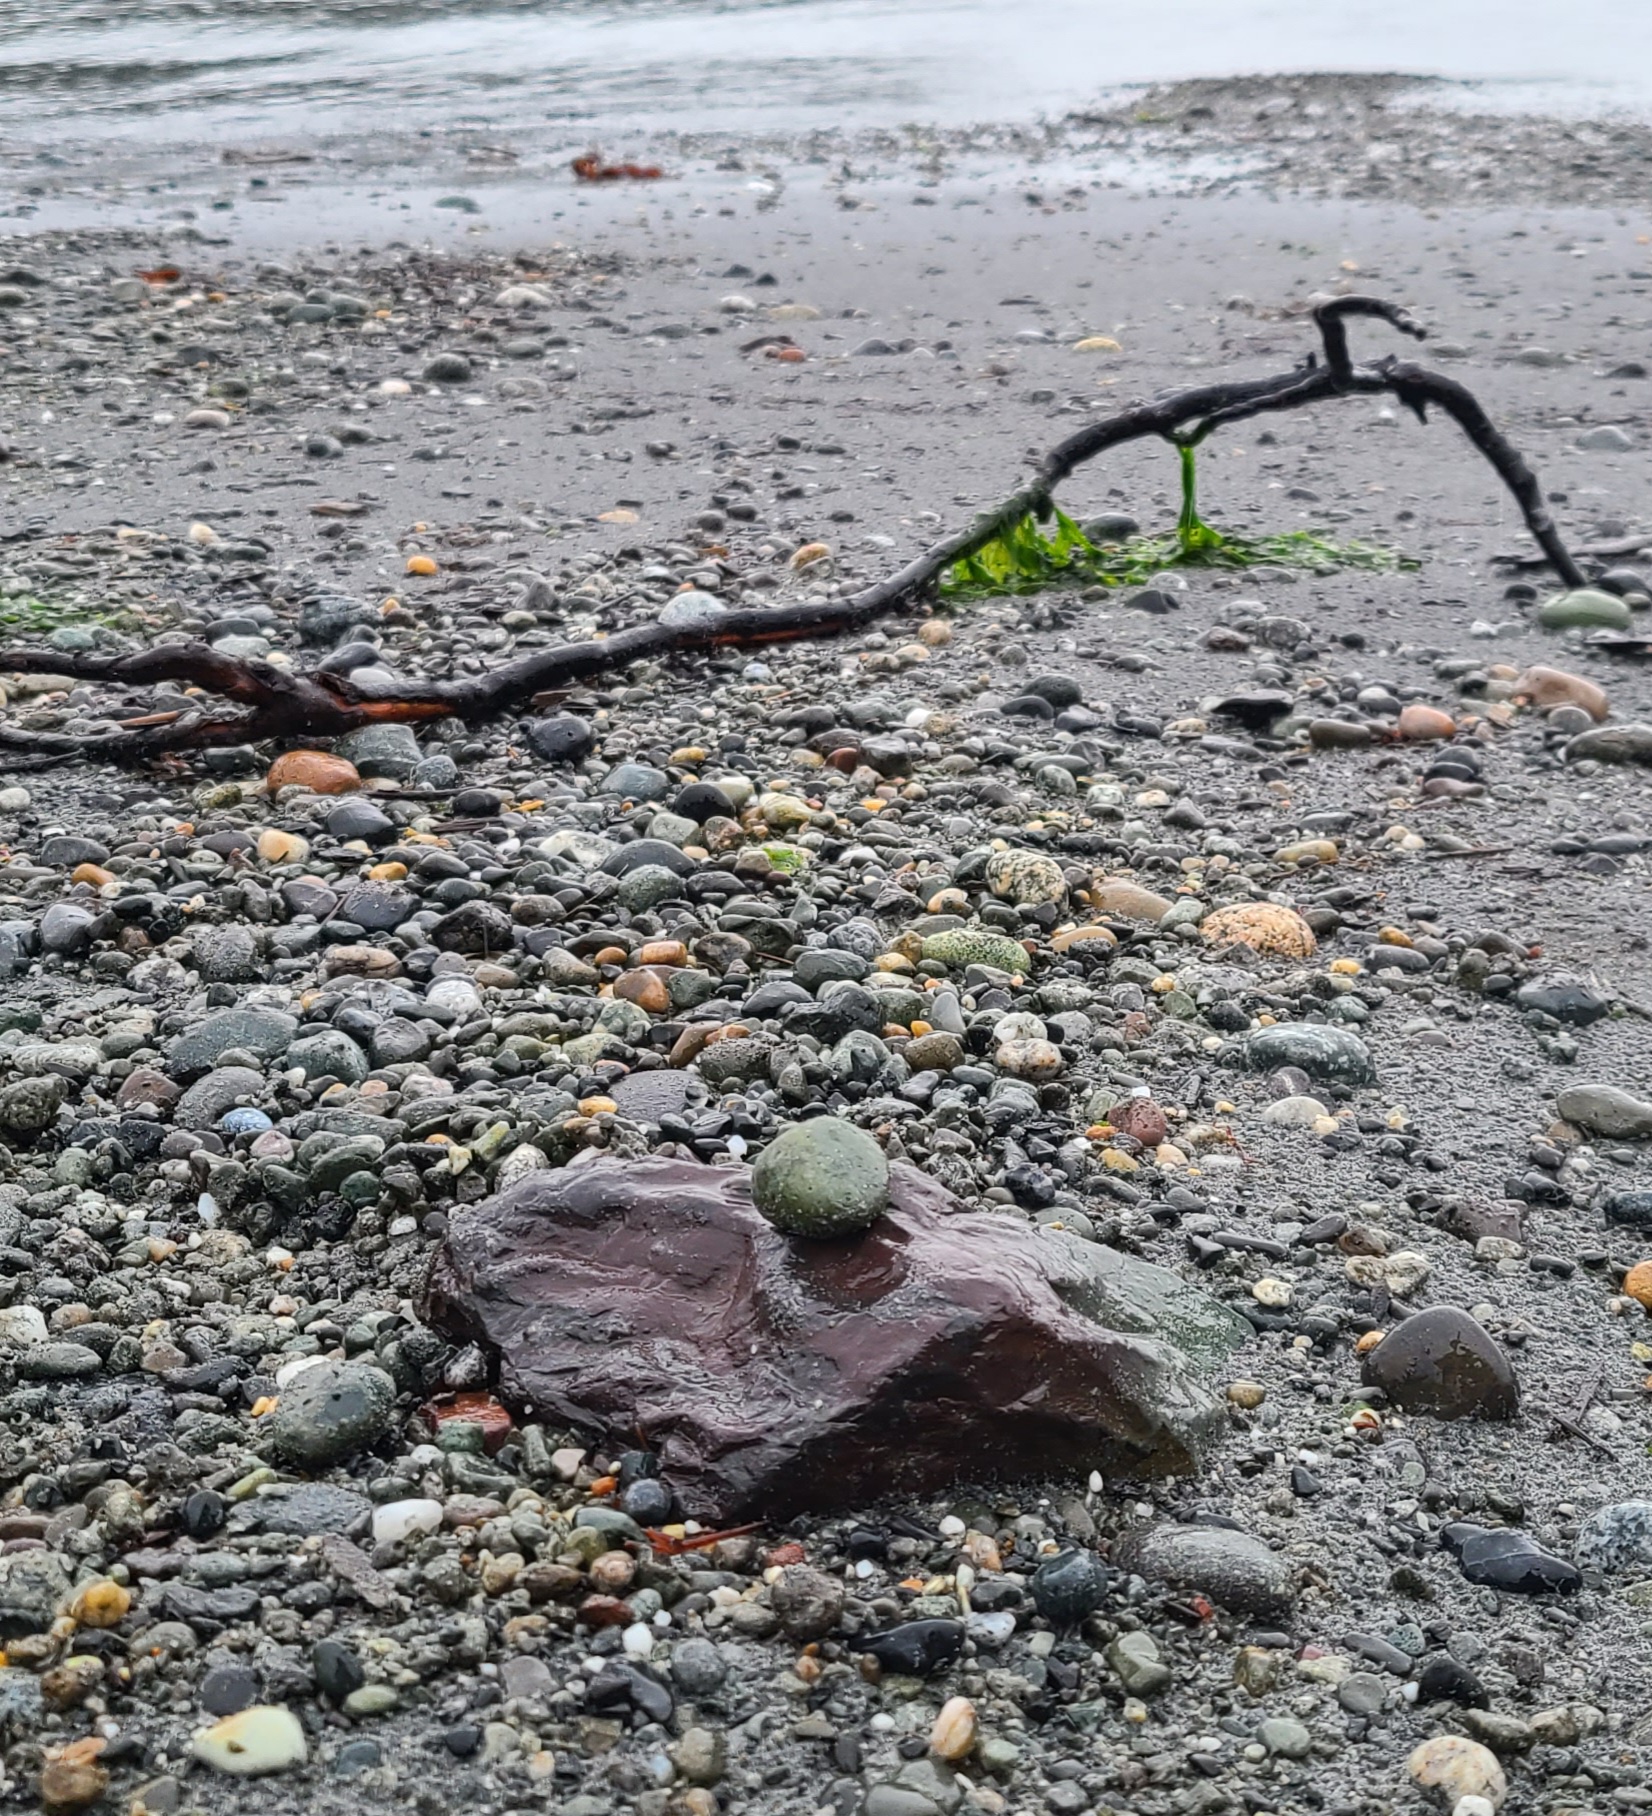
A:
0 297 1584 768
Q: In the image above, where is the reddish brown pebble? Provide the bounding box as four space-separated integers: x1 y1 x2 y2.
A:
266 749 361 794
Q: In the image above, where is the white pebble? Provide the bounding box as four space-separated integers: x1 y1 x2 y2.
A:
372 1498 443 1547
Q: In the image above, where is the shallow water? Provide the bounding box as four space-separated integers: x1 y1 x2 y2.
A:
0 0 1648 150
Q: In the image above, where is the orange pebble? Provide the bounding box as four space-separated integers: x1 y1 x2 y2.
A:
1626 1261 1652 1309
266 750 360 795
1395 703 1455 741
405 553 438 576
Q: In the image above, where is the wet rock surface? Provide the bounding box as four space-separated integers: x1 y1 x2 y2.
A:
423 1155 1238 1519
1360 1308 1521 1419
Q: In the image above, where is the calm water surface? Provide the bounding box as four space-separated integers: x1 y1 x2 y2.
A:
0 0 1648 148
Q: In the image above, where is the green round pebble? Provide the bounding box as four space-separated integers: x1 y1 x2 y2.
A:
751 1119 890 1239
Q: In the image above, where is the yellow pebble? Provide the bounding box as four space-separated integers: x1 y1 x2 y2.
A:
578 1096 618 1117
1329 957 1362 975
368 861 408 881
405 554 438 576
68 1579 131 1629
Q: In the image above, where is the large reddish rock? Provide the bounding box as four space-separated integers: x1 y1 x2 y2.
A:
421 1155 1246 1522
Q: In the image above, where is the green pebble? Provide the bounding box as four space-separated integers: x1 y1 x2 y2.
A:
751 1119 890 1239
920 929 1032 974
1538 587 1632 630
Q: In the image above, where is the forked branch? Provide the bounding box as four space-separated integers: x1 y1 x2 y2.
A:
0 297 1584 767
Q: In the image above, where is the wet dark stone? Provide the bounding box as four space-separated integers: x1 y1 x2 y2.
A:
325 797 396 844
181 1490 226 1539
1601 1190 1652 1230
620 1477 674 1525
340 882 416 933
199 1663 260 1716
162 1584 262 1627
1243 1023 1376 1086
430 901 516 956
1210 692 1294 731
1030 1550 1110 1624
1360 1308 1519 1420
851 1619 964 1677
607 1071 693 1125
1023 674 1083 709
601 839 697 879
421 1154 1242 1522
254 1483 371 1538
672 781 737 823
1416 1655 1489 1708
313 1638 366 1702
1515 976 1611 1025
585 1661 674 1724
525 715 594 763
1113 1523 1294 1618
1441 1523 1581 1595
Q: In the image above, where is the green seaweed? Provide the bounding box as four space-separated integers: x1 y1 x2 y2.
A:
0 593 140 633
940 443 1412 599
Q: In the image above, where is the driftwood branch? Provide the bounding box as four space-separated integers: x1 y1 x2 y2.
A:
0 297 1584 767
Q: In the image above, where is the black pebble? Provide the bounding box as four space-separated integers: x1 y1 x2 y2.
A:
852 1619 964 1676
313 1638 367 1702
1417 1655 1489 1708
1440 1522 1581 1595
181 1489 226 1539
199 1663 259 1716
1029 1549 1110 1624
620 1477 674 1525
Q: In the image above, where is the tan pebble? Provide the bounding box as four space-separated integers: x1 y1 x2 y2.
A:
70 863 114 888
1089 878 1173 922
1252 1277 1293 1308
256 829 309 865
930 1695 978 1761
589 1550 636 1592
40 1756 108 1815
789 541 831 569
1227 1381 1266 1409
1395 704 1457 741
918 619 953 646
1273 839 1338 866
1407 1734 1506 1808
1512 665 1608 721
1202 902 1316 958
